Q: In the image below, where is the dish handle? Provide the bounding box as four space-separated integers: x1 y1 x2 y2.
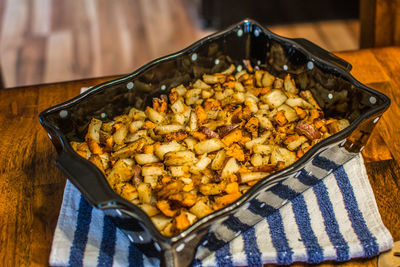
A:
56 151 120 207
291 38 352 72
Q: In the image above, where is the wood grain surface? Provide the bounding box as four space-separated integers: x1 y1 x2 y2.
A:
0 0 359 88
360 0 400 48
0 48 399 266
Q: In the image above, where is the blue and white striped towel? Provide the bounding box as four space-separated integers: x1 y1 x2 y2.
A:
49 154 393 266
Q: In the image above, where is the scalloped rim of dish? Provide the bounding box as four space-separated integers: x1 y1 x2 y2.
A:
39 19 391 245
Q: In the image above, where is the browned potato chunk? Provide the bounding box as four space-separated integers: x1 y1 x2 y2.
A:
154 124 184 135
240 172 269 183
285 97 313 109
221 157 240 178
86 118 102 143
221 64 235 75
169 166 189 177
107 159 135 185
151 215 172 231
155 141 184 160
145 107 164 124
140 203 159 217
262 71 275 87
137 183 152 204
253 144 274 155
135 153 160 165
164 150 196 166
260 89 288 108
190 201 212 218
117 183 138 203
199 183 222 195
142 163 164 177
278 104 298 122
270 147 296 167
211 150 226 170
112 138 146 158
129 120 144 133
300 90 320 109
284 74 298 94
194 138 224 154
284 134 308 151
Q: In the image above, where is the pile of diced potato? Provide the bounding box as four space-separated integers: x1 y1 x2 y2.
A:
71 63 349 236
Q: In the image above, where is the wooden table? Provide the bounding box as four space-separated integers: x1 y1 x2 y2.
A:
0 47 399 266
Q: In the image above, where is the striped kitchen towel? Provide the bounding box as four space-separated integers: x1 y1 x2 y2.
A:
49 153 393 266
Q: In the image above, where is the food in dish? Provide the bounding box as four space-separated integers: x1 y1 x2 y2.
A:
70 63 349 236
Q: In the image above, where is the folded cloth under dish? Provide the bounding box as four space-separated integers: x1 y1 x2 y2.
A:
49 153 392 266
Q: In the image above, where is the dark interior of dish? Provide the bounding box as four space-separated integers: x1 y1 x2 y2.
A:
44 21 384 146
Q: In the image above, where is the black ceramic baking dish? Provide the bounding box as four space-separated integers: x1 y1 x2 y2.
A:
39 19 390 267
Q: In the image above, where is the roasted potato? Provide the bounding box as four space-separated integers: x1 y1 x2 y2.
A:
72 63 349 236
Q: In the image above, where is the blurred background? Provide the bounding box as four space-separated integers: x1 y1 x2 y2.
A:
0 0 395 88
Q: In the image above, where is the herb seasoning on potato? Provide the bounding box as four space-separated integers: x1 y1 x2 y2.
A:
71 64 349 236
